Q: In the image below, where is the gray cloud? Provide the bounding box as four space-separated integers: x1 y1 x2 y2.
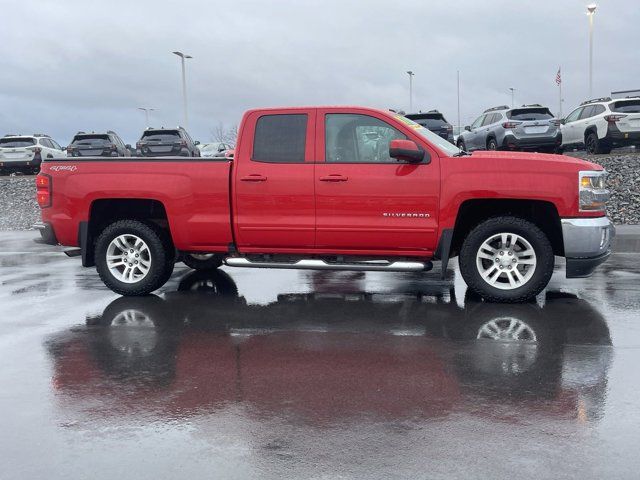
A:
1 0 638 145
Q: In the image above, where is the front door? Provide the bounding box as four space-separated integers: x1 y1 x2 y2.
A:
233 109 316 249
314 109 440 254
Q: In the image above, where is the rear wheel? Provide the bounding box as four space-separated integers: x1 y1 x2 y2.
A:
487 137 498 150
458 216 554 303
95 220 174 296
585 132 611 154
182 253 224 270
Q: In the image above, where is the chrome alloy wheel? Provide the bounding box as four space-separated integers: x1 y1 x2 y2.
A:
106 234 152 283
475 232 537 290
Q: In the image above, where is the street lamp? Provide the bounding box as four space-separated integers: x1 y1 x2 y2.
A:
172 51 193 130
406 71 415 112
587 4 597 97
509 87 515 108
137 107 155 128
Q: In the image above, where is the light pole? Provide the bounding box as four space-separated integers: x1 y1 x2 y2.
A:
172 51 193 130
137 107 155 128
406 71 415 112
509 87 515 108
587 4 597 98
457 70 461 134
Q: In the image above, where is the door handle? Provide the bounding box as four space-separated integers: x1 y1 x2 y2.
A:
319 175 348 182
240 174 267 182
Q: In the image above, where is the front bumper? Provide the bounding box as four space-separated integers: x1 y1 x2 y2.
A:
562 217 615 278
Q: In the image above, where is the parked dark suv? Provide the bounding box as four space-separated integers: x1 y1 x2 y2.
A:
136 127 200 157
67 131 132 157
405 110 454 143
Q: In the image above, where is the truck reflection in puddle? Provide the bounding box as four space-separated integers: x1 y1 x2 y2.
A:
46 269 612 425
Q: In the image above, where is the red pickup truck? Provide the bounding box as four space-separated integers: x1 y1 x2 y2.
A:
35 106 614 302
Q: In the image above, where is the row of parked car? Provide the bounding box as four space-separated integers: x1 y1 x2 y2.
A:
407 95 640 155
0 127 234 174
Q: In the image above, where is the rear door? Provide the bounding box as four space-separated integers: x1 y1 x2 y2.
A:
233 109 316 249
314 109 440 254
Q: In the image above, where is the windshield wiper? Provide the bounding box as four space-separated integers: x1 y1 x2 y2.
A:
452 150 471 157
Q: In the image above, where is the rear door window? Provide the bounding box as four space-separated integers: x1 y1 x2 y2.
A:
610 100 640 113
0 137 36 148
579 105 595 119
252 114 307 163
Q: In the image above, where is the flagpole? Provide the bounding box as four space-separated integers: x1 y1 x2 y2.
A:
557 67 563 118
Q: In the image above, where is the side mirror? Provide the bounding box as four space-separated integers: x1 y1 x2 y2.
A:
560 118 566 125
464 125 471 132
194 140 200 146
389 139 426 164
218 145 225 152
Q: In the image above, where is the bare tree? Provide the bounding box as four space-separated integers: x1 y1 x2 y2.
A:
211 122 238 146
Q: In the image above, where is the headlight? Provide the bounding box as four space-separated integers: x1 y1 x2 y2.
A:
579 170 609 212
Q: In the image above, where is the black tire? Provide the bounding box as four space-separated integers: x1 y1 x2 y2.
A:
95 220 174 296
585 132 611 154
457 139 467 151
182 253 224 270
486 137 498 151
458 216 554 303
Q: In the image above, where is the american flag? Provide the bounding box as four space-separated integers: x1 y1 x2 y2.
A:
555 67 562 85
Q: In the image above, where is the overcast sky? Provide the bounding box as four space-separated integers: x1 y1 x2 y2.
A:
1 0 638 145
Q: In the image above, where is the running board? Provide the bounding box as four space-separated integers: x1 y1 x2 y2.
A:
224 257 432 272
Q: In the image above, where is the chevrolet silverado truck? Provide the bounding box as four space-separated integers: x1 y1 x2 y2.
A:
35 106 615 302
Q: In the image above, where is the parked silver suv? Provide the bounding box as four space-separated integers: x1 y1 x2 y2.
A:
457 104 562 152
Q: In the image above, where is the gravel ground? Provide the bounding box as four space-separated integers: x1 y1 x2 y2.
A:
0 176 39 230
0 151 638 230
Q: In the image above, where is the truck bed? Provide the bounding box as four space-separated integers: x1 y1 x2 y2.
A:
40 157 234 251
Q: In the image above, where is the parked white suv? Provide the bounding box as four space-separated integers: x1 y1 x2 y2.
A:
561 96 640 154
0 134 66 174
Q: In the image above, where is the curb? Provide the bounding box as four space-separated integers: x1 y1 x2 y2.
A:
613 225 640 253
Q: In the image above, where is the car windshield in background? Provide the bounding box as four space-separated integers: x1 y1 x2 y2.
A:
142 131 180 142
0 137 36 148
611 100 640 113
406 114 447 130
73 135 111 147
395 115 461 156
507 108 554 120
201 143 223 152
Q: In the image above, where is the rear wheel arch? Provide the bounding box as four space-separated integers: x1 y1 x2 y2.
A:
448 199 564 259
84 198 173 267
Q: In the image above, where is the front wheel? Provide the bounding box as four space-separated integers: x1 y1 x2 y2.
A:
182 253 224 270
487 137 498 150
95 220 174 296
457 139 467 151
458 216 554 303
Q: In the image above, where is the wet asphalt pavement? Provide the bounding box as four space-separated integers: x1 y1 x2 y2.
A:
1 231 639 479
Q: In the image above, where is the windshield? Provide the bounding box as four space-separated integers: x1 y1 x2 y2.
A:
72 135 111 147
142 130 180 142
0 137 36 148
507 108 554 120
201 143 223 152
394 115 461 156
611 100 640 113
